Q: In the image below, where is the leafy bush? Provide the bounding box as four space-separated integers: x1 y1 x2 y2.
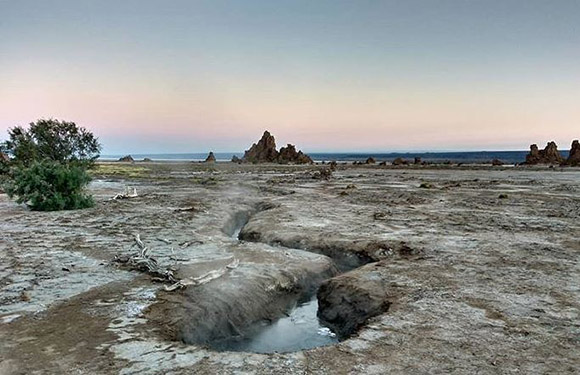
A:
0 157 8 175
0 142 9 175
5 119 101 167
5 161 94 211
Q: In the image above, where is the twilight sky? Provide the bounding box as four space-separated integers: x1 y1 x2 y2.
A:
1 0 579 153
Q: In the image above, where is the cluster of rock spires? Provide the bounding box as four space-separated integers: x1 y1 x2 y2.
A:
568 140 580 166
524 140 579 166
238 131 313 164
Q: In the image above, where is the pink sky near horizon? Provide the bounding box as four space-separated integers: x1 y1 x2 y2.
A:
1 71 578 153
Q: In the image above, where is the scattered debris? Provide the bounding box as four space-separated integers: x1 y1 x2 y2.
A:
313 168 333 180
111 187 138 200
373 212 387 220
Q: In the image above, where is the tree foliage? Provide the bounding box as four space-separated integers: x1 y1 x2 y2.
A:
5 119 101 167
2 119 101 211
4 161 94 211
0 141 9 175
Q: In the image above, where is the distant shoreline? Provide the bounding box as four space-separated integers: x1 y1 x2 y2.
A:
99 150 571 164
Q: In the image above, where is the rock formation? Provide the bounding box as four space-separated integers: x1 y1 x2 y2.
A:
392 157 408 166
242 131 279 163
118 155 134 162
278 144 313 164
205 152 216 163
231 155 242 163
525 142 564 165
365 157 376 164
491 159 503 166
563 140 580 166
414 157 421 165
142 158 152 162
242 131 312 164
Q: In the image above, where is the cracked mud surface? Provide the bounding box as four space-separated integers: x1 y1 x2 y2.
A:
1 162 579 374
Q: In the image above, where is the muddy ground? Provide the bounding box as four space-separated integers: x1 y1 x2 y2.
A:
1 162 579 374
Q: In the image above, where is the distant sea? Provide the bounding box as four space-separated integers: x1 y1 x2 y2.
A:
100 150 569 164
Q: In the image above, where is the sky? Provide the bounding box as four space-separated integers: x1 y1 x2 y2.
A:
1 0 579 154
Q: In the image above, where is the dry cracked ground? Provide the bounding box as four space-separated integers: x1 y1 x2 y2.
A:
1 162 579 374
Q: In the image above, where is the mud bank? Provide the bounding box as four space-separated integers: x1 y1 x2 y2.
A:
148 247 338 347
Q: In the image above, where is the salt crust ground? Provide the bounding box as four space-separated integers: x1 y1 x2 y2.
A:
1 162 579 374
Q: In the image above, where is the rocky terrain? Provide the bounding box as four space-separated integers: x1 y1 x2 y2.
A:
0 161 579 374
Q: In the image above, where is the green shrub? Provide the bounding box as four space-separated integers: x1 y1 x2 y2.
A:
0 159 8 175
4 161 94 211
5 119 101 168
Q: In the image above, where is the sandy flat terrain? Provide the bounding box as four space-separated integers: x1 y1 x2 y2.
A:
1 162 579 374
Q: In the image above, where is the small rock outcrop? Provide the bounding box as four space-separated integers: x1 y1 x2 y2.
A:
143 158 152 162
414 157 421 165
329 160 338 171
231 155 242 163
525 142 564 165
278 144 313 164
392 157 408 166
365 157 376 164
491 159 503 166
242 131 312 164
563 140 580 166
205 152 216 163
118 155 134 162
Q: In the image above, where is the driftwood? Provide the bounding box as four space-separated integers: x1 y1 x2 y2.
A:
114 234 238 292
113 234 176 283
174 207 196 212
164 257 240 291
111 187 138 200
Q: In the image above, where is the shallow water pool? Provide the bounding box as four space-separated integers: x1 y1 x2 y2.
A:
211 297 338 353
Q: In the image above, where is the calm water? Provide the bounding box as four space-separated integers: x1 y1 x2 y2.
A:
100 150 569 164
210 297 338 354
